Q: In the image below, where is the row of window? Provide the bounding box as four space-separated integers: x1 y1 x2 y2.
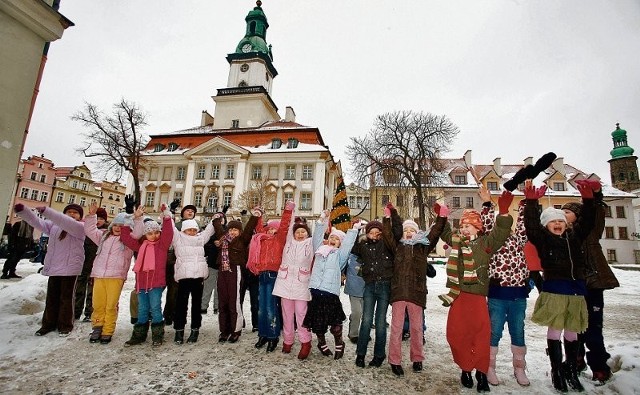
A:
70 179 89 191
348 196 370 209
29 172 47 183
153 137 302 153
380 194 474 209
55 192 97 207
552 204 626 219
145 191 314 211
604 226 629 240
20 188 49 202
148 164 315 182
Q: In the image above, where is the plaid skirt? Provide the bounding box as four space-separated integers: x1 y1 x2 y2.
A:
531 291 588 333
302 289 346 334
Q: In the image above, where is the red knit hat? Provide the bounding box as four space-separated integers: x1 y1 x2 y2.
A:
460 209 483 231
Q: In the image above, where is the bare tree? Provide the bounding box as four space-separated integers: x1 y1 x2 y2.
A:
347 110 459 229
235 177 277 215
73 99 149 203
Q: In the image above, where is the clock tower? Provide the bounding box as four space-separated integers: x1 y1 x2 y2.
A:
608 123 640 192
212 1 279 130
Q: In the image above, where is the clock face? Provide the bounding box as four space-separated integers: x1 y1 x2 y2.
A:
241 44 252 53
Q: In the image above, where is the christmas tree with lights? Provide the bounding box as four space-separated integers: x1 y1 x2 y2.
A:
330 177 351 232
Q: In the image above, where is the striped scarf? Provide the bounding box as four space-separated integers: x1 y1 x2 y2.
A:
220 234 234 272
438 233 478 307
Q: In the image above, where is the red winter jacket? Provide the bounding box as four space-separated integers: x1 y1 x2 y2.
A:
248 208 293 273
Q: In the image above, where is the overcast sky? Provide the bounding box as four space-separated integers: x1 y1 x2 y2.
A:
25 0 640 185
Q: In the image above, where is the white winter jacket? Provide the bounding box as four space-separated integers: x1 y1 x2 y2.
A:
172 221 215 281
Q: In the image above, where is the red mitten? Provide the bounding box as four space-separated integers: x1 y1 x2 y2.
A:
523 184 538 200
576 182 594 199
534 185 548 199
437 203 450 218
497 191 514 214
14 203 24 212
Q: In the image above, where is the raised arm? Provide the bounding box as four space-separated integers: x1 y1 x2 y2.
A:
14 204 51 234
40 207 85 239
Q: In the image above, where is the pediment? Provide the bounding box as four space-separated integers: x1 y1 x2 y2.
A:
185 136 249 159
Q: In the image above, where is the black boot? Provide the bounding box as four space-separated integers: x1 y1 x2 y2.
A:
461 371 474 388
255 336 268 349
174 329 184 344
266 338 279 353
186 328 199 343
563 340 585 392
330 325 345 360
475 371 490 393
547 339 568 392
316 334 333 356
391 364 404 376
151 321 165 347
355 355 365 368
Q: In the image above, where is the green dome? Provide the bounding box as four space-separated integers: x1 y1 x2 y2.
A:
233 1 272 59
610 123 635 158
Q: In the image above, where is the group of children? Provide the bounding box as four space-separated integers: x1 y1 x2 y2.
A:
11 174 615 392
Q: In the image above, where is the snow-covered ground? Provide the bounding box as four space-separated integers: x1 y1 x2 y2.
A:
0 259 638 394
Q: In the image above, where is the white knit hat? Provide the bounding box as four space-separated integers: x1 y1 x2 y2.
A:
329 228 346 242
143 220 161 234
181 219 199 232
402 220 420 232
540 207 567 227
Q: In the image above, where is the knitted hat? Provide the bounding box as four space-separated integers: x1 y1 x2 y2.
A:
292 222 311 236
540 207 567 227
329 228 346 243
460 209 483 231
402 220 420 233
227 220 243 231
95 208 108 221
143 220 161 234
63 203 84 218
365 220 383 234
561 202 583 217
111 212 134 228
266 220 281 231
181 219 199 232
180 205 197 219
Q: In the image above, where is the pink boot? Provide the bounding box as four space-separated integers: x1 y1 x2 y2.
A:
487 346 500 385
512 345 530 386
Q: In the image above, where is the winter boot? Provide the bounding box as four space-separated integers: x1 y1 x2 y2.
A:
266 338 279 353
89 327 103 343
547 339 568 393
460 371 474 388
254 336 268 349
124 323 149 347
282 342 293 354
186 328 199 343
330 325 345 360
316 334 333 356
174 329 185 344
562 340 585 392
298 342 312 360
151 321 165 347
391 364 405 377
511 345 530 386
475 371 490 393
487 346 500 385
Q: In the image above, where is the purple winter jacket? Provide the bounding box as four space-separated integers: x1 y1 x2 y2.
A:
17 207 85 276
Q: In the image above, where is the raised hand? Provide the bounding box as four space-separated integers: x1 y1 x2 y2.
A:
478 184 491 203
14 203 24 213
497 191 514 215
435 202 450 218
212 212 223 221
576 181 594 199
251 206 264 217
285 200 295 211
88 201 98 216
523 180 547 200
383 206 391 218
133 205 145 219
124 194 136 214
352 220 364 230
319 209 330 223
169 198 181 214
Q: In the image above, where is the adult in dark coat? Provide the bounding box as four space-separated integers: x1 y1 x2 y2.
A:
2 220 34 279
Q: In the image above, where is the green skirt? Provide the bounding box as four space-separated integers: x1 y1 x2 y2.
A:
531 292 588 332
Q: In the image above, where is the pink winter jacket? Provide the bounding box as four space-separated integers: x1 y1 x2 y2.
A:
120 216 173 291
84 214 134 280
17 207 85 276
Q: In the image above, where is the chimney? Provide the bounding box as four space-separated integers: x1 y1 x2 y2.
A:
285 106 296 122
201 110 214 126
492 157 502 176
523 157 533 166
463 150 472 168
551 157 565 175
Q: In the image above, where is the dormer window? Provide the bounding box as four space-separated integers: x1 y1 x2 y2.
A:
487 181 498 191
454 175 467 185
271 138 282 149
287 138 299 149
154 143 165 152
553 182 565 191
167 142 178 152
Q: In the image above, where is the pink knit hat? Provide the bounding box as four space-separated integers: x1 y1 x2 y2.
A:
329 228 346 242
